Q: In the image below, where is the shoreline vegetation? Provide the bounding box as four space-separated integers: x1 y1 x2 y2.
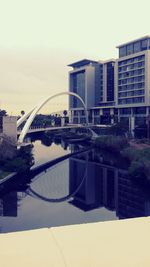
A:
0 135 34 180
93 135 150 183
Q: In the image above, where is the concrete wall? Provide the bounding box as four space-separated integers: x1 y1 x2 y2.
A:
3 116 17 143
0 217 150 266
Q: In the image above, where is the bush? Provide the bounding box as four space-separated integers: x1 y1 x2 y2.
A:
122 147 150 162
129 160 150 181
94 135 129 153
3 157 28 173
121 147 138 162
1 144 34 174
122 147 150 181
0 135 17 160
107 122 128 136
135 138 150 145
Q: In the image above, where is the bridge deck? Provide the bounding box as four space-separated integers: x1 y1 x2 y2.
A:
17 125 87 135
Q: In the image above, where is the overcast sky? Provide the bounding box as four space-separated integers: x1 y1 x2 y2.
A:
0 0 149 115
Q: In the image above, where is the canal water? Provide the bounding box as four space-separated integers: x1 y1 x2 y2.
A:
0 135 150 233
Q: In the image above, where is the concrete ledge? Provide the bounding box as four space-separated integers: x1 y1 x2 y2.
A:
0 217 150 266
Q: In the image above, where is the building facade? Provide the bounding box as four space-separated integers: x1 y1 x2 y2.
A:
0 116 17 143
68 36 150 136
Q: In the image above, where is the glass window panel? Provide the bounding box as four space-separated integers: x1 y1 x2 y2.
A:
119 46 126 57
127 44 133 55
141 39 148 50
134 41 141 53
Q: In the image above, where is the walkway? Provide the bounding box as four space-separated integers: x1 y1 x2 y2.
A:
17 124 88 135
0 217 150 266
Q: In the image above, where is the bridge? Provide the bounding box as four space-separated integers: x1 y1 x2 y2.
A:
17 91 98 145
17 124 89 135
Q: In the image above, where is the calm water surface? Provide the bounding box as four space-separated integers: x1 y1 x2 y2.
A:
0 137 150 233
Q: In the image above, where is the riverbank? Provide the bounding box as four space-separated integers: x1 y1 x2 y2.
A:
0 146 92 187
0 217 150 267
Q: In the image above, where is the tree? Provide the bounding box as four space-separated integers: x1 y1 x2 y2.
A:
108 122 128 136
63 110 67 117
0 109 7 116
21 110 25 116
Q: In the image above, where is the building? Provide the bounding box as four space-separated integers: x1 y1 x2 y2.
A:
0 116 17 143
68 36 150 136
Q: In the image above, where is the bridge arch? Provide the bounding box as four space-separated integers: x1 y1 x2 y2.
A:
18 91 88 144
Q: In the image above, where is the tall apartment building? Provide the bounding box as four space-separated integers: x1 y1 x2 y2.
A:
68 36 150 136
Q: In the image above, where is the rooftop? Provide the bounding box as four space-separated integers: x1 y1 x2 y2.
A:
116 35 150 48
68 59 98 68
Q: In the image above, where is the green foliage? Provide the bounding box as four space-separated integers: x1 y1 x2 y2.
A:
135 138 150 145
0 109 7 116
121 147 150 162
121 147 138 162
63 110 67 117
122 147 150 180
95 135 129 153
107 122 128 136
128 160 150 181
0 136 17 161
3 157 28 173
0 142 34 174
17 144 34 168
21 110 25 116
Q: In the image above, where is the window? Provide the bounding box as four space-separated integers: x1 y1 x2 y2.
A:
138 62 144 68
119 46 126 57
138 55 145 61
127 58 134 64
94 110 99 115
118 92 127 97
138 69 144 75
127 44 133 55
134 41 141 53
134 70 139 75
127 78 134 83
134 77 139 82
126 98 132 104
139 82 144 88
134 97 144 103
141 39 148 50
127 91 133 96
134 90 144 96
103 109 110 115
120 108 131 114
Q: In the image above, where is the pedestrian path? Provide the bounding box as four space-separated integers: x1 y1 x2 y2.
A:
0 217 150 267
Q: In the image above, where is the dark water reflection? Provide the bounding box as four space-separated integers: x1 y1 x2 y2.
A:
0 138 150 233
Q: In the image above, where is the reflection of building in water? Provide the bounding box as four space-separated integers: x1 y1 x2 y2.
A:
0 192 18 217
69 157 103 211
69 156 116 211
0 199 3 216
117 171 150 219
69 153 150 218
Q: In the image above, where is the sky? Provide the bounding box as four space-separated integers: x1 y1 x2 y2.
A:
0 0 150 115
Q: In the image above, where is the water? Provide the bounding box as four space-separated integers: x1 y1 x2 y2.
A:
0 136 150 233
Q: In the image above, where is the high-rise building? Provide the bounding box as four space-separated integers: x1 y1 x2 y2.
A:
68 59 116 125
68 36 150 136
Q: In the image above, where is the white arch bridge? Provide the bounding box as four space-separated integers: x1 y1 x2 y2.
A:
17 91 98 145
